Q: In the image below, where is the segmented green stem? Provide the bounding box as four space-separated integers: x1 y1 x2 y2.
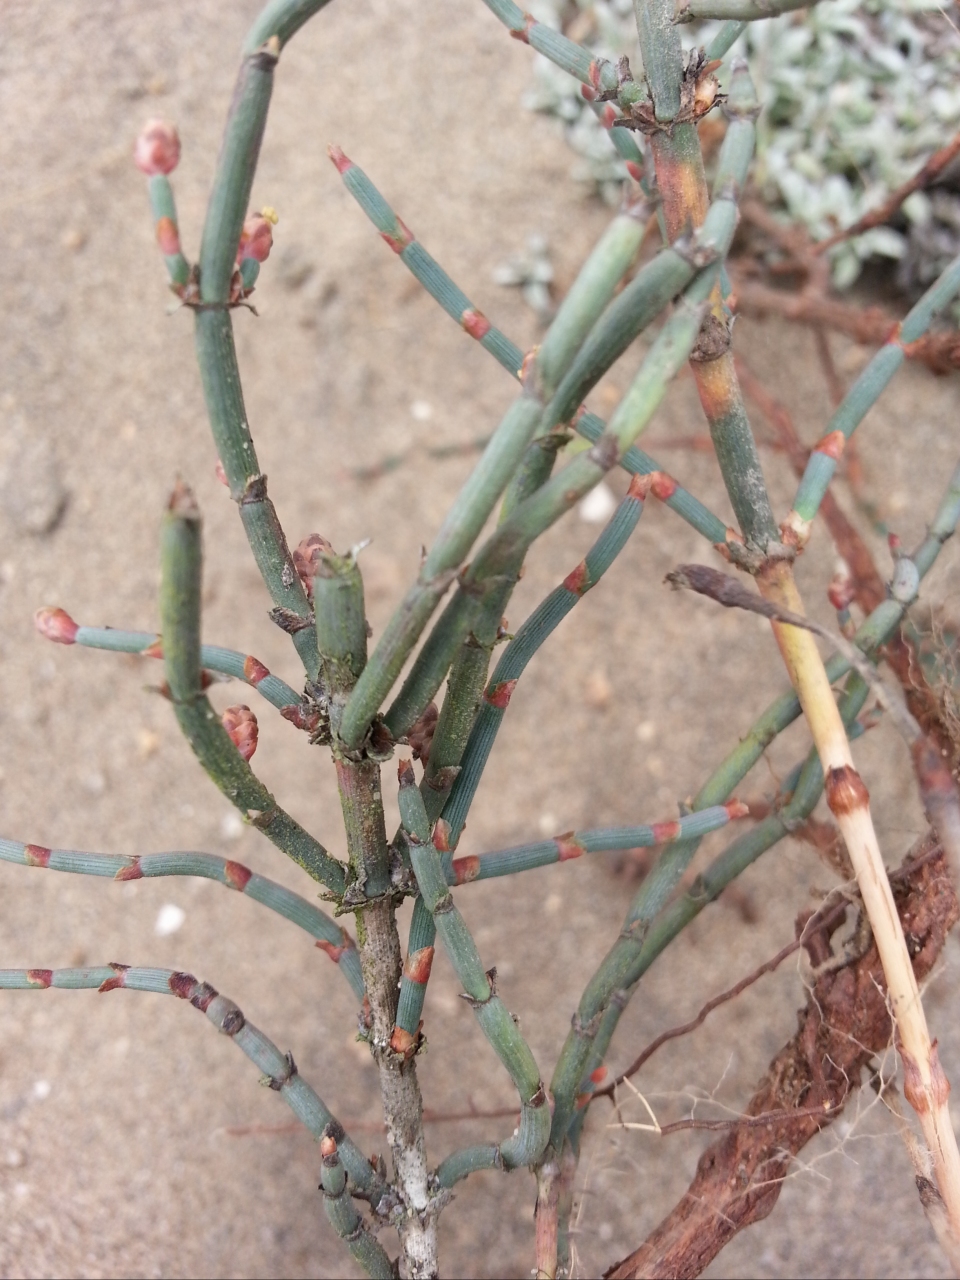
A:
338 391 544 751
544 448 960 1144
480 0 619 92
549 672 869 1148
787 253 960 541
443 477 648 843
0 965 385 1205
319 1136 396 1279
330 149 729 546
446 803 748 884
194 33 318 677
676 0 818 20
160 484 345 895
384 281 716 736
242 0 335 52
704 19 748 58
0 838 363 998
398 764 550 1170
313 545 369 738
147 174 190 289
56 621 301 713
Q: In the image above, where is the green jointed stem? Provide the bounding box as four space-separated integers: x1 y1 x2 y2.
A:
338 392 544 751
147 174 190 289
704 19 748 58
0 966 385 1205
790 253 960 529
160 485 345 895
676 0 819 20
319 1140 396 1279
313 546 369 737
395 896 437 1038
398 764 550 1169
447 804 747 884
535 198 652 396
385 289 711 739
332 146 728 545
194 33 318 678
66 623 300 713
546 449 960 1141
0 838 363 998
243 0 334 52
480 0 619 92
549 675 869 1149
443 480 647 844
330 149 520 378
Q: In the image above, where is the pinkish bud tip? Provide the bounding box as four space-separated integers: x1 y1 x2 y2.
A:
222 705 258 761
320 1134 339 1157
35 607 78 645
327 145 354 175
626 161 643 183
214 459 229 487
827 565 855 612
589 1065 607 1084
601 104 617 129
237 211 276 264
725 800 750 821
580 84 598 101
134 119 181 176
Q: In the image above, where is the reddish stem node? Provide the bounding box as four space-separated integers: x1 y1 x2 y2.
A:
34 607 78 645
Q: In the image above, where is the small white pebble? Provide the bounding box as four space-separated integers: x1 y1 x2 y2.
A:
410 399 433 422
31 1080 51 1101
220 812 244 841
636 721 656 743
537 813 557 836
3 1150 24 1169
13 1182 29 1199
578 482 617 524
544 893 562 916
81 770 106 795
154 904 186 937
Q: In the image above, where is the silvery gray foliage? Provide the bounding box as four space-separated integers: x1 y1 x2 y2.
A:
524 0 960 296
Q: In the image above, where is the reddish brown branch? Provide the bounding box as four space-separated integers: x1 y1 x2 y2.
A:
604 837 958 1280
813 130 960 255
730 276 960 375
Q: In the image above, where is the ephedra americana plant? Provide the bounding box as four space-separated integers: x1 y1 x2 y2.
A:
5 1 960 1276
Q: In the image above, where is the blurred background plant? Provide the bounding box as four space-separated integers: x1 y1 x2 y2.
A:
522 0 960 299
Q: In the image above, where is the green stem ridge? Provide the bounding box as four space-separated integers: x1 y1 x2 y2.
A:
0 965 386 1205
704 19 748 58
319 1137 396 1279
147 174 190 289
446 802 748 885
443 479 648 844
480 0 619 92
384 276 725 740
544 456 960 1145
313 546 369 737
66 623 301 713
338 393 543 751
398 764 550 1171
242 0 335 53
790 253 960 531
331 147 729 546
676 0 819 21
0 838 363 998
195 310 319 678
193 29 319 677
160 484 345 895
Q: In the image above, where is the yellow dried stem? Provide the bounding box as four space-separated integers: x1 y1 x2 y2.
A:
759 560 960 1247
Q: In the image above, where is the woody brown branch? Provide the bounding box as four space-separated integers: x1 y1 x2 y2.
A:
604 835 958 1280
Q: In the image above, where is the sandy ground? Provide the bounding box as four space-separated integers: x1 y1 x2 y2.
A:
1 2 959 1276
